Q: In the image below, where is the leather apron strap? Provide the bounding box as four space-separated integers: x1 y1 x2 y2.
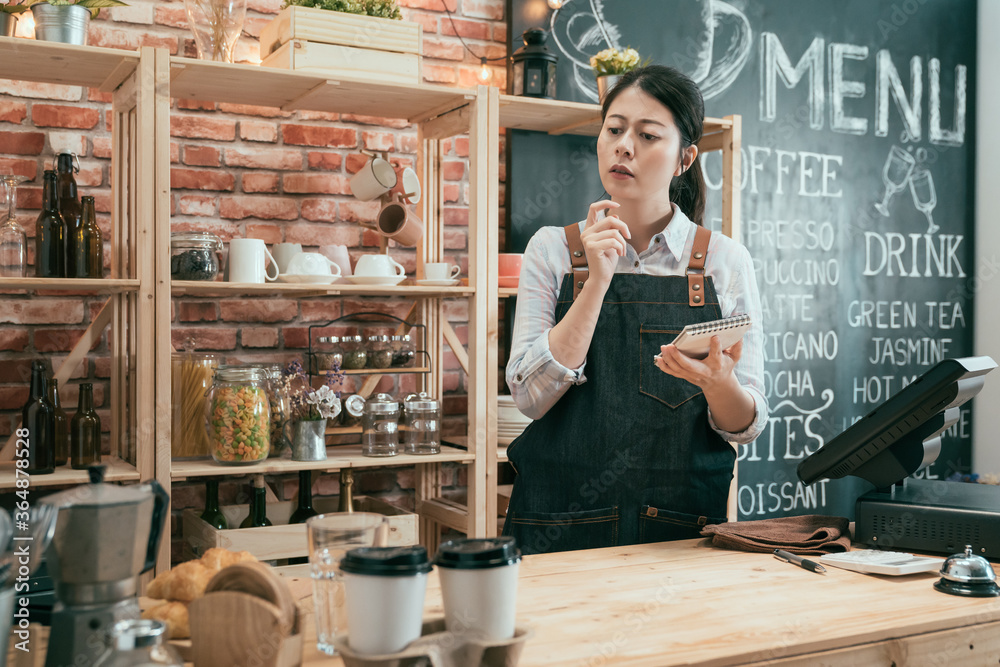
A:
564 222 589 300
687 225 711 307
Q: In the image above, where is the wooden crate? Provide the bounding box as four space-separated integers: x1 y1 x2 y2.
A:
261 39 420 84
182 495 417 562
259 6 422 84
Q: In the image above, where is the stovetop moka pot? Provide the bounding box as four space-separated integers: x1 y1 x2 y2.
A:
41 466 169 667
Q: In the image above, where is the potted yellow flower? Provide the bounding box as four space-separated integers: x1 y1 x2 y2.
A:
590 46 643 101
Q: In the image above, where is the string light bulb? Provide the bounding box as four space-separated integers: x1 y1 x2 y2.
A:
478 57 491 83
547 0 564 9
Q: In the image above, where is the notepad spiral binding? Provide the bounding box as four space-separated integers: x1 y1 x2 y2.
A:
686 314 751 336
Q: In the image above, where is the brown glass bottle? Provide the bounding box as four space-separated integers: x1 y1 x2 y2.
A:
48 378 69 467
56 153 81 274
71 383 102 469
22 361 55 475
35 170 65 278
72 196 103 279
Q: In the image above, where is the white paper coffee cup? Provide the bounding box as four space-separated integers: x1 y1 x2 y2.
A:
434 537 522 640
341 546 432 655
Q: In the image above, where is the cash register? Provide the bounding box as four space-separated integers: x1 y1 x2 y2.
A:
797 356 1000 558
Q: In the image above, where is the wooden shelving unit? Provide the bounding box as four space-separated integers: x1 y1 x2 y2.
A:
0 38 159 492
171 280 475 298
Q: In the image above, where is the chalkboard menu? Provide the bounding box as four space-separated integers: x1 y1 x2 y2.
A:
506 0 977 520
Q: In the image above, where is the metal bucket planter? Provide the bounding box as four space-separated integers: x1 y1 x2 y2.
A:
0 12 18 37
31 3 90 46
291 419 327 461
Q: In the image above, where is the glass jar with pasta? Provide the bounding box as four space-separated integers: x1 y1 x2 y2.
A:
170 352 218 458
206 366 271 465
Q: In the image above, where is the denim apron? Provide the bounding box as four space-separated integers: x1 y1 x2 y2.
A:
502 224 736 555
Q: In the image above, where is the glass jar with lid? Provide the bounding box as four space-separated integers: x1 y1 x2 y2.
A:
391 334 416 368
361 393 399 457
341 393 366 427
93 619 183 667
170 351 218 458
340 335 368 370
366 334 393 369
206 366 271 464
402 392 441 455
313 336 344 374
263 364 291 455
170 232 222 281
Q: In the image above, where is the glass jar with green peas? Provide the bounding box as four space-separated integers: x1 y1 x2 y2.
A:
206 366 271 465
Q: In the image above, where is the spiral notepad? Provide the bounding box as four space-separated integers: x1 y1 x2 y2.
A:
671 314 752 359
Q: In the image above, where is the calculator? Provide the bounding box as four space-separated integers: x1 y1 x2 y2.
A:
819 550 944 576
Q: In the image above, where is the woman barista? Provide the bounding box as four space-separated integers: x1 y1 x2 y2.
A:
502 65 768 554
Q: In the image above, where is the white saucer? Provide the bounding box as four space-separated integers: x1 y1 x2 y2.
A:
277 274 338 284
347 275 406 286
415 279 460 287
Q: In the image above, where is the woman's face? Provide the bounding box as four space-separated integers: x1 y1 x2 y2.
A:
597 85 693 205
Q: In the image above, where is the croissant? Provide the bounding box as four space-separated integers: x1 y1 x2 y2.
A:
146 561 213 602
142 601 190 639
200 547 257 572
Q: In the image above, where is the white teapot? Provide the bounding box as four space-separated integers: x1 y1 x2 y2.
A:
285 252 343 278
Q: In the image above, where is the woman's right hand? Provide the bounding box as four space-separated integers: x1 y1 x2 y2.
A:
580 200 629 287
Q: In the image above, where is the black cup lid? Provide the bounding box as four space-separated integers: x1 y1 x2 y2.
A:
340 546 433 576
434 537 522 569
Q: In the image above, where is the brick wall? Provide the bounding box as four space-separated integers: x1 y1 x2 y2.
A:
0 0 508 562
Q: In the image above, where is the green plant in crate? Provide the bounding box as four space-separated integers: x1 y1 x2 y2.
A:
281 0 402 20
20 0 128 19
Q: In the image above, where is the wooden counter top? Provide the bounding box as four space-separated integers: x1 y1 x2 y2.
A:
14 540 999 666
289 539 1000 666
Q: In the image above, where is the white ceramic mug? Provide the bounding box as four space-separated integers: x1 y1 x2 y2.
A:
389 164 421 205
349 156 397 201
285 252 343 278
354 254 405 278
229 238 278 283
271 242 303 273
424 262 460 281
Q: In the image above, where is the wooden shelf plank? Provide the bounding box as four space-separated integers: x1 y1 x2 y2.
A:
171 280 475 298
499 287 518 298
170 444 474 480
0 457 139 491
417 496 468 533
0 278 141 294
314 366 430 377
498 94 733 140
0 37 139 90
169 55 474 121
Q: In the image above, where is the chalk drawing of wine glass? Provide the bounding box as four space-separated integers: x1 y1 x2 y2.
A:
908 168 939 234
874 145 916 217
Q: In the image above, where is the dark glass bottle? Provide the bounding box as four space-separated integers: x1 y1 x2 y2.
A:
48 378 69 467
70 383 102 469
35 170 65 278
338 469 354 513
72 196 103 279
22 361 55 475
200 479 228 530
56 153 81 274
240 475 272 528
289 471 317 524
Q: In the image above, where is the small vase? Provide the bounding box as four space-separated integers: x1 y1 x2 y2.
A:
291 419 327 461
183 0 246 63
596 74 622 102
31 4 90 46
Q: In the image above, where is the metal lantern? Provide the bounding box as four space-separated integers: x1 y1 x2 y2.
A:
510 28 558 99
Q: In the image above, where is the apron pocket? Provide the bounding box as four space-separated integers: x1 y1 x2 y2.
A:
638 323 704 408
638 505 726 544
506 506 619 555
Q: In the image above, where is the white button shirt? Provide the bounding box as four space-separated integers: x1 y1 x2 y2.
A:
506 204 768 445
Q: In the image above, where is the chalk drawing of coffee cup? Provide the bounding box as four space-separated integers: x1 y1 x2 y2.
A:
549 0 752 102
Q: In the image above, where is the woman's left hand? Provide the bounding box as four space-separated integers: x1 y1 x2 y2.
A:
655 336 742 392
